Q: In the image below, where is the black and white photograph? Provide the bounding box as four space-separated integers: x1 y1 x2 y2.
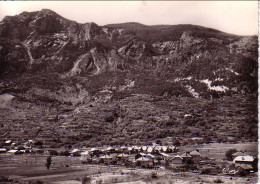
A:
0 1 258 183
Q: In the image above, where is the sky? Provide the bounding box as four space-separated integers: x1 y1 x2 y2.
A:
0 1 258 36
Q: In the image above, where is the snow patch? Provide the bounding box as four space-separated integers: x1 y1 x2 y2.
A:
185 85 199 98
174 76 192 82
200 79 229 92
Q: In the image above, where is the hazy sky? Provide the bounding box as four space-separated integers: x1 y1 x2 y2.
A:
0 1 258 36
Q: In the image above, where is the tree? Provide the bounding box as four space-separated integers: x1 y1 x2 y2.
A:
82 176 91 184
155 139 162 145
45 156 52 170
34 141 43 146
60 150 70 156
172 139 181 146
225 149 237 161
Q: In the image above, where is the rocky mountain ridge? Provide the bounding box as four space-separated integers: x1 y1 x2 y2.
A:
0 9 258 146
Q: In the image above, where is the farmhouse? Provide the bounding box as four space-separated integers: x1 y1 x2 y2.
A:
180 152 192 161
117 153 130 161
233 155 258 172
160 152 170 161
80 151 90 161
99 154 115 165
70 148 82 156
233 155 256 168
190 150 201 162
136 156 153 167
170 155 183 167
233 155 255 164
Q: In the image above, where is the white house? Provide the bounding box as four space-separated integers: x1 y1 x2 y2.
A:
233 155 256 171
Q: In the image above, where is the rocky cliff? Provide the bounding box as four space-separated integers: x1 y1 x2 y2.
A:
0 10 257 101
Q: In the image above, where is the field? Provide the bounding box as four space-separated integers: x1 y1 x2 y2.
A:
0 142 258 184
178 142 258 160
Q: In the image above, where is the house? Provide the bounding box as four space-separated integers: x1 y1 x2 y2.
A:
170 155 183 167
136 156 154 168
166 146 177 153
4 140 12 146
99 154 115 165
233 155 257 171
160 152 170 161
181 152 192 161
184 114 193 118
7 149 18 154
106 147 116 154
80 151 91 161
117 153 129 160
119 146 128 153
233 155 257 169
116 153 130 165
0 148 7 153
70 149 82 156
233 155 255 164
24 140 34 146
190 150 201 162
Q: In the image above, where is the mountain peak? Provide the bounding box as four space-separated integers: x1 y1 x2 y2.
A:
38 9 58 15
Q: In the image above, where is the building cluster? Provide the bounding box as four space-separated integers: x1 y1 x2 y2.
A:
0 139 257 174
0 139 35 154
77 146 201 169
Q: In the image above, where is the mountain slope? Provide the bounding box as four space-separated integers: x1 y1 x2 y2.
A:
0 9 258 146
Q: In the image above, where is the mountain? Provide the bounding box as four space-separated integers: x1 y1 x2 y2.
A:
0 9 258 147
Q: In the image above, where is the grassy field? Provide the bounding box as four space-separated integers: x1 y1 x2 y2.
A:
178 142 258 160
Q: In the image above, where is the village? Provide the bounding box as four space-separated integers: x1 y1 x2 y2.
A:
0 139 258 178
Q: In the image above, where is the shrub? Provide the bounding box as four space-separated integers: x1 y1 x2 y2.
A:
105 116 114 122
225 149 237 161
60 150 70 156
0 176 13 182
34 141 43 146
214 178 223 183
48 150 58 156
200 167 220 175
237 168 248 176
82 176 91 184
151 172 158 178
34 180 44 184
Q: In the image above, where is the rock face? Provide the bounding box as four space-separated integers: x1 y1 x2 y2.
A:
0 9 258 102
